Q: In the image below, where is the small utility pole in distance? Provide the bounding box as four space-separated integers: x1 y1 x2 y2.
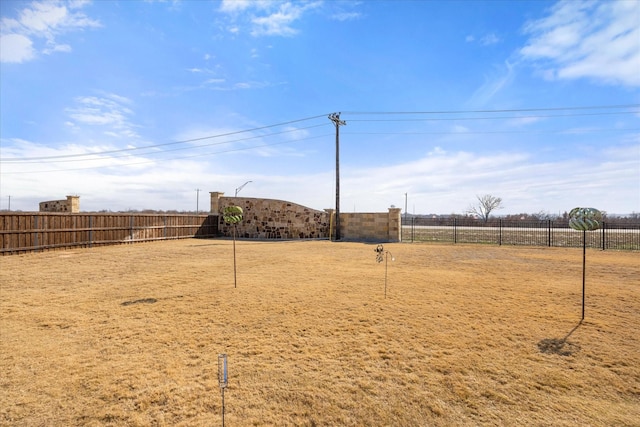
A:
195 189 201 214
404 193 408 224
329 112 346 241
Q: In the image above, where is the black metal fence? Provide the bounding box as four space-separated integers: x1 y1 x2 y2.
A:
402 217 640 250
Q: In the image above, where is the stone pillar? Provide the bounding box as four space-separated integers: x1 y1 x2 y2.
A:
210 192 224 214
388 207 402 242
66 195 80 213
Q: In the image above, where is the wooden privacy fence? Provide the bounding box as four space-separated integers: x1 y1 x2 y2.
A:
0 213 218 255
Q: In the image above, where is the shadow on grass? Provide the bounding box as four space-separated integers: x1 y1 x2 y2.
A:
121 298 158 306
537 321 582 356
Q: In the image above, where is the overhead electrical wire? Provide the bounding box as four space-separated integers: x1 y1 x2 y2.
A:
1 113 332 162
342 104 640 115
1 104 638 175
4 122 332 164
346 111 639 122
3 104 637 163
344 128 639 136
2 133 335 175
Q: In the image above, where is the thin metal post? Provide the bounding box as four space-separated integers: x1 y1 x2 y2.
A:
454 217 457 244
582 230 586 321
218 354 228 427
233 225 237 288
385 252 389 299
412 217 415 242
221 388 225 427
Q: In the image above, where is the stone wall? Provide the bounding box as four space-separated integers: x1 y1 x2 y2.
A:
340 208 402 242
212 193 330 239
39 196 80 213
210 192 402 242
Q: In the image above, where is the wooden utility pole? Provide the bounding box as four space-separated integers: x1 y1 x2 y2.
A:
329 113 346 240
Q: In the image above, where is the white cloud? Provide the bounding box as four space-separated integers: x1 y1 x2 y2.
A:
65 94 139 139
0 34 35 63
465 33 500 46
480 33 500 46
219 0 264 13
331 11 361 22
0 0 100 63
339 144 640 215
218 0 321 37
467 60 515 106
250 3 307 37
43 43 71 54
2 134 638 213
520 0 640 87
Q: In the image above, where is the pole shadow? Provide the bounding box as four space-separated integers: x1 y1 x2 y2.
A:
537 320 583 356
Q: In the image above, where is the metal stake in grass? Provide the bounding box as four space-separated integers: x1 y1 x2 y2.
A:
223 206 243 288
217 354 228 427
568 207 602 321
375 244 395 298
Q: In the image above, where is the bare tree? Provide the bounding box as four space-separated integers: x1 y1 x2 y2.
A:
466 194 503 222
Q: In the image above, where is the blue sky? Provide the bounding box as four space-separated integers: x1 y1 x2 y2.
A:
1 0 639 215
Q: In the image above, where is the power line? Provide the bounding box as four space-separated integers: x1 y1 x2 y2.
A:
344 127 639 136
1 133 334 175
4 123 331 164
1 113 331 162
342 104 640 115
346 111 640 122
2 104 637 173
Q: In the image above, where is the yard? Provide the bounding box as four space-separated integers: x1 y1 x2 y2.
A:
1 240 638 426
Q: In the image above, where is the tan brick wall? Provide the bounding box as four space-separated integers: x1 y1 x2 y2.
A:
340 208 402 242
210 193 402 242
39 196 80 213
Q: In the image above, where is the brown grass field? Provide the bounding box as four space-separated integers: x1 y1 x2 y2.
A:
1 239 638 426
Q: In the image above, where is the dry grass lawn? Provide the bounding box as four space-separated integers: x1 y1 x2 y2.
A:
1 239 639 426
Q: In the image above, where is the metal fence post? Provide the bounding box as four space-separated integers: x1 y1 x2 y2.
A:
601 221 606 251
499 219 502 246
548 219 552 247
453 217 457 244
411 217 415 242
